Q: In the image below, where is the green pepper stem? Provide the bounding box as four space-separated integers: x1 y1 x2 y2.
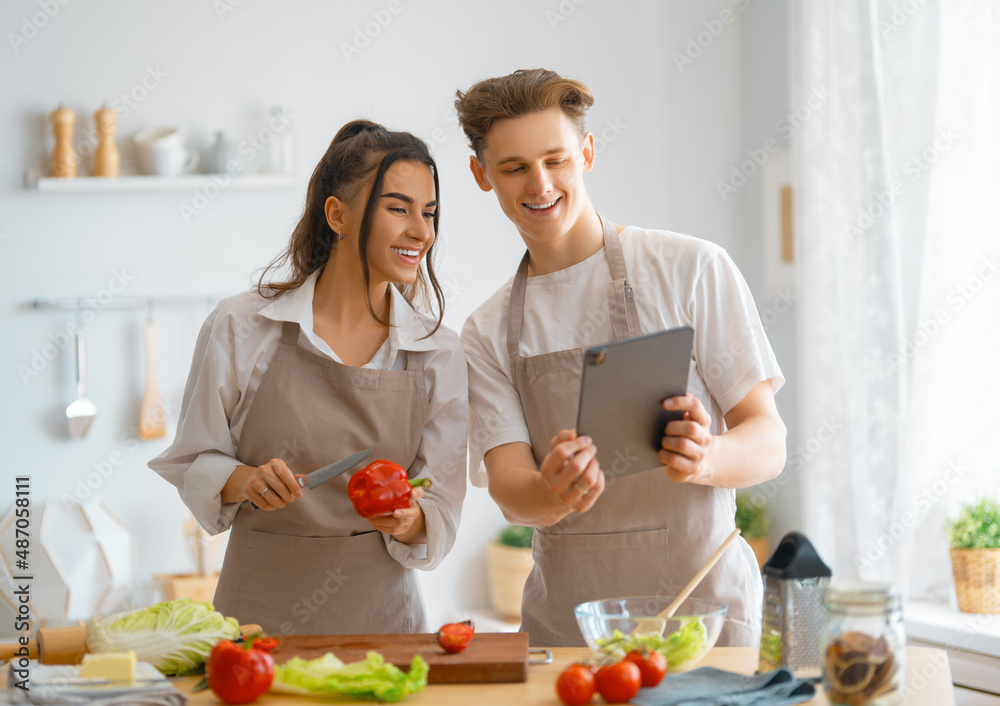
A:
408 478 433 489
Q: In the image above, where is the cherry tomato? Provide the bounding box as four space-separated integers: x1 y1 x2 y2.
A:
595 660 642 704
206 639 274 704
624 649 668 687
556 663 596 705
250 636 280 653
437 619 475 653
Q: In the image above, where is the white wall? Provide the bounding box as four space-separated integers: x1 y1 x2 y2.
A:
0 0 788 629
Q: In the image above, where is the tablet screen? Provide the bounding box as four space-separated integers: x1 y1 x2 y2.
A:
576 326 693 478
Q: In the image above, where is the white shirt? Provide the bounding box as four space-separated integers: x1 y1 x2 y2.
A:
149 270 468 571
461 225 784 487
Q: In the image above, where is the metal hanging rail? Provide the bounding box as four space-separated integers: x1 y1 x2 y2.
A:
29 295 222 311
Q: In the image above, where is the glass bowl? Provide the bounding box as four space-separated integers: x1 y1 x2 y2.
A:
574 596 727 672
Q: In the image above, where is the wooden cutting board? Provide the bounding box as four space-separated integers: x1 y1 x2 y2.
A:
270 632 529 683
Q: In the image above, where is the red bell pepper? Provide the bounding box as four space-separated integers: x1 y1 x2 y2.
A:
347 459 432 518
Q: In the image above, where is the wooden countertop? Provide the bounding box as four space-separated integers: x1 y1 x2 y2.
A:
173 645 954 705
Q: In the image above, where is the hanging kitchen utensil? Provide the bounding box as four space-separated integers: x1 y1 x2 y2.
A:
138 310 165 440
66 322 97 438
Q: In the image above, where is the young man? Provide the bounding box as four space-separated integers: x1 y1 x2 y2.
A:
455 69 787 648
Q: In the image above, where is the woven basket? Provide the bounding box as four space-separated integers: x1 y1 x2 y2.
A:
486 542 534 620
950 548 1000 614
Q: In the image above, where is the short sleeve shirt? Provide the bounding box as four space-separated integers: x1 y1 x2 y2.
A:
460 225 784 487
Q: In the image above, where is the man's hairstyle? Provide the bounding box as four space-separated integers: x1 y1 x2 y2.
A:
454 68 595 159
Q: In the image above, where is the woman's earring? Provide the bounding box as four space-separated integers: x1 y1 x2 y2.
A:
337 230 344 241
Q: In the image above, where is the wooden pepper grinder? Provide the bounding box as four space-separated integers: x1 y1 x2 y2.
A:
92 104 120 177
49 104 78 178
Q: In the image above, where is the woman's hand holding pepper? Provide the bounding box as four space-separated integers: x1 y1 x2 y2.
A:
540 429 605 513
365 486 426 543
658 394 715 483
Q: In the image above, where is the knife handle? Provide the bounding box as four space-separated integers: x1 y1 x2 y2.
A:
250 478 308 509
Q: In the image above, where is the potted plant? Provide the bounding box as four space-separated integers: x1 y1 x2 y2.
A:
735 493 771 570
485 524 534 621
945 498 1000 613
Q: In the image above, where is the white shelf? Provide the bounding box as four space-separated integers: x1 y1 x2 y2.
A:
25 170 302 192
906 600 1000 657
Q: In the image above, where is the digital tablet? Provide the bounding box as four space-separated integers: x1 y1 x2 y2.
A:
575 326 694 478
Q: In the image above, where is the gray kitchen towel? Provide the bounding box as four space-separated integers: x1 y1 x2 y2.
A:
632 666 816 706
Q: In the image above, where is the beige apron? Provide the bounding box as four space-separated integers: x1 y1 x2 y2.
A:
511 215 760 648
214 320 429 636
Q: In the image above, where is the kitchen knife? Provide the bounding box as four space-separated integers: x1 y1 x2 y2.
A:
250 448 372 509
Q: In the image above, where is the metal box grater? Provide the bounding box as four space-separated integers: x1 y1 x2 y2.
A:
758 532 832 677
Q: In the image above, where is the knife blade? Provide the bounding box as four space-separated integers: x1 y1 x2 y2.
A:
297 448 372 489
250 448 372 509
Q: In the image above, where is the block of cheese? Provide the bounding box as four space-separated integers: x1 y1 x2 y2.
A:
78 650 137 683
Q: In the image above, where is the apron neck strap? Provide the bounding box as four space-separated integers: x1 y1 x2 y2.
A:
505 252 531 360
403 349 424 372
280 320 299 346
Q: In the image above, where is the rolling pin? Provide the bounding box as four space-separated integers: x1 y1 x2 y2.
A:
0 623 261 665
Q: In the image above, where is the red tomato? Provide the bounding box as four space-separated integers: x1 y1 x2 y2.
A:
556 663 596 705
436 619 475 653
624 649 668 687
250 636 280 653
206 639 274 705
595 660 642 704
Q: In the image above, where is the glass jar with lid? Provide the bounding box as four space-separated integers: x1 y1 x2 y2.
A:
822 582 906 705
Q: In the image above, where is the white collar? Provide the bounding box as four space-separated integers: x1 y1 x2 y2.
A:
258 270 438 354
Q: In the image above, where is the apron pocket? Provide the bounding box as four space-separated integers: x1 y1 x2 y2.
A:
238 530 422 636
524 528 670 646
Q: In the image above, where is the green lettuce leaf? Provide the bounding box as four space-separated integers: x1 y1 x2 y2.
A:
85 598 240 676
272 651 428 703
595 616 709 669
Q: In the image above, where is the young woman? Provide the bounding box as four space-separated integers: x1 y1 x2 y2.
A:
150 120 468 635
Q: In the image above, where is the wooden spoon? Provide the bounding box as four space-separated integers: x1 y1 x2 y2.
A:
632 528 742 634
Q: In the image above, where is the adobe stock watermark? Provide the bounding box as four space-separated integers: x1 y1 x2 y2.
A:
877 254 998 375
426 104 463 151
75 65 168 165
672 0 751 73
845 127 959 240
59 399 182 509
340 0 406 63
592 117 628 155
901 611 992 704
879 0 929 39
17 269 135 385
717 84 830 201
278 567 350 636
703 289 796 381
747 416 842 507
212 0 243 21
545 0 588 31
854 459 968 574
177 109 295 224
7 0 71 54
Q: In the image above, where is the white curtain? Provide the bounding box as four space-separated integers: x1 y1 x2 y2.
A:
791 0 1000 602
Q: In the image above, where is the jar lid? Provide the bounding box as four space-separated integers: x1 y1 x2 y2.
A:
825 582 901 608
